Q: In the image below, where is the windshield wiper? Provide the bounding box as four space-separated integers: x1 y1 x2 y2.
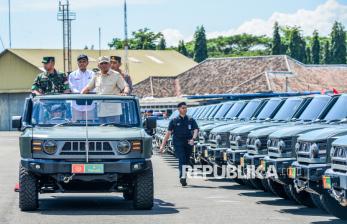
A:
100 123 134 127
53 121 75 127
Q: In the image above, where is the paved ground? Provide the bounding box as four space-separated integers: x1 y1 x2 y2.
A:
0 132 344 224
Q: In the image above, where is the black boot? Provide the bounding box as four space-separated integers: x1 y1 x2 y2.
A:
180 178 187 186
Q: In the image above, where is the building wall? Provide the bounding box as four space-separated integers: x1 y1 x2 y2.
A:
0 93 29 131
0 51 41 93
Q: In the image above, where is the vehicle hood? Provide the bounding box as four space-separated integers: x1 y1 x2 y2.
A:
332 135 347 147
210 122 248 134
26 126 145 140
230 122 278 135
297 125 347 142
269 124 328 139
248 125 291 138
200 122 231 132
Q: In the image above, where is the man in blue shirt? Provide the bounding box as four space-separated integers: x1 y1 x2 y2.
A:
160 102 199 186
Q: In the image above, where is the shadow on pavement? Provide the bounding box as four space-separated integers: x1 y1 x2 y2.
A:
256 198 296 206
32 196 181 216
238 191 275 198
218 184 251 190
311 220 346 224
277 207 333 217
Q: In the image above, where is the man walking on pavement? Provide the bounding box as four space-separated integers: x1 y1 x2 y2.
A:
160 102 199 186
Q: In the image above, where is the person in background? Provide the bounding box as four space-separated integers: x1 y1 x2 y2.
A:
110 56 133 95
31 57 70 95
160 102 199 186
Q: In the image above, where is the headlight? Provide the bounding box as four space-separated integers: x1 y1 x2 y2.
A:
43 140 57 155
246 138 250 145
267 139 271 148
209 133 213 139
203 131 209 139
330 147 335 157
310 143 319 158
117 140 131 155
216 134 222 143
295 142 300 153
255 139 262 150
235 135 242 146
278 140 286 152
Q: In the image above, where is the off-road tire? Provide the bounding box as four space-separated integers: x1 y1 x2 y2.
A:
285 184 315 207
321 191 347 220
261 178 272 192
19 165 38 211
243 179 256 189
310 193 327 212
267 178 289 199
250 178 266 191
133 164 154 210
234 178 245 185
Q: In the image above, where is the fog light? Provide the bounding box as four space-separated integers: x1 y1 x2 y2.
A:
133 163 142 170
35 164 41 169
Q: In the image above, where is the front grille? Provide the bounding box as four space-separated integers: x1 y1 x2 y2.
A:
331 146 347 172
297 141 327 163
61 141 114 155
247 137 267 154
268 138 293 155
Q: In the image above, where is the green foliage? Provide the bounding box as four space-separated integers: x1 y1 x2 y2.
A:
272 22 282 55
330 21 346 64
323 41 331 64
311 30 320 64
177 40 188 56
193 26 208 62
157 37 166 50
108 28 163 50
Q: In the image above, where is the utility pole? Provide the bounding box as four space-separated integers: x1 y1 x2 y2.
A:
124 0 129 75
8 0 12 48
98 27 101 57
57 0 76 74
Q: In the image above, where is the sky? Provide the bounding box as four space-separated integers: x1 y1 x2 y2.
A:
0 0 346 50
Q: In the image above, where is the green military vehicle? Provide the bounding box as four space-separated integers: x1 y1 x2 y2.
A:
13 94 156 211
322 135 347 220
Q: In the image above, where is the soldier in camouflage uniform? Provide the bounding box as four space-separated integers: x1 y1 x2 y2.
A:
31 57 70 95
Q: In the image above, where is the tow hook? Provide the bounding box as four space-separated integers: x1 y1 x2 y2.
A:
63 174 75 184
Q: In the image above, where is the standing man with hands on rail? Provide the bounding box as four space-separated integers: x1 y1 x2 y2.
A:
160 102 199 187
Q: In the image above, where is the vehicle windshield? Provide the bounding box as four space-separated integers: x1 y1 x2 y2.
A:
323 95 347 121
195 107 207 119
208 104 223 119
238 100 262 119
199 105 214 119
273 98 303 121
31 99 140 127
298 96 331 121
256 98 282 120
224 101 246 119
169 110 179 119
214 102 234 119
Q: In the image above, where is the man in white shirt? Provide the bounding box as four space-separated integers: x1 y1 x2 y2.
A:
69 54 95 121
69 54 95 93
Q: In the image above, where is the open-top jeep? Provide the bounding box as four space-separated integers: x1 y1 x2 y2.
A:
13 94 156 211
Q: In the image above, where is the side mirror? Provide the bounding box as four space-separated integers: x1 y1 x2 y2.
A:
12 116 22 130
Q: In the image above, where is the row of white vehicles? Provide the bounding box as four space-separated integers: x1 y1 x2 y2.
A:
155 94 347 220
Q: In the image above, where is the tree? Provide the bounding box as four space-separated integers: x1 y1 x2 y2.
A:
323 41 331 64
330 21 346 64
132 28 163 50
108 38 124 49
305 47 312 64
288 27 306 62
157 37 166 50
193 26 208 62
272 22 282 55
178 40 188 56
311 30 320 64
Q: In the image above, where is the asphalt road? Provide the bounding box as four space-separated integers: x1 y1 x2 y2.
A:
0 132 344 224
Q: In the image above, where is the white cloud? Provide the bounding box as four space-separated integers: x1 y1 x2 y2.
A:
210 0 347 37
163 0 347 46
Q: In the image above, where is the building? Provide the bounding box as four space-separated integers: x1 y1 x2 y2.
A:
0 48 197 130
133 55 347 97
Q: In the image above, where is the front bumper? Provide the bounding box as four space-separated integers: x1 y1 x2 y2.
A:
21 158 150 175
291 161 329 194
263 156 295 184
227 149 247 165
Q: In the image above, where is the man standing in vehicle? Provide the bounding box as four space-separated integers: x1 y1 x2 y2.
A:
160 102 199 186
